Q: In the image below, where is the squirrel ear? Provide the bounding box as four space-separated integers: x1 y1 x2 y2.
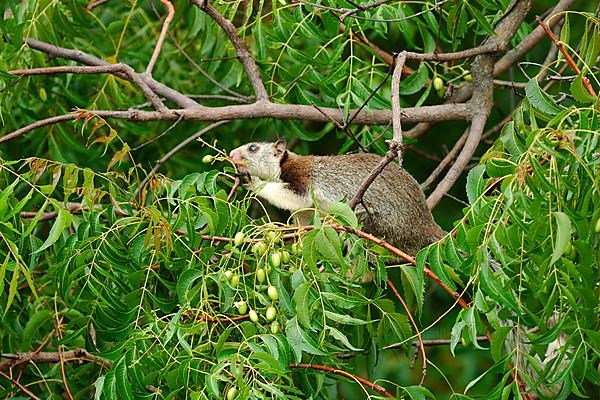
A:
274 139 287 156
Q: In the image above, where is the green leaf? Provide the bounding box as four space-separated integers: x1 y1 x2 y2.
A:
326 326 363 352
570 71 597 103
292 282 314 330
399 264 424 315
35 206 72 253
525 79 562 115
400 64 429 95
285 317 327 363
466 165 486 205
326 201 358 227
550 211 571 265
403 385 435 400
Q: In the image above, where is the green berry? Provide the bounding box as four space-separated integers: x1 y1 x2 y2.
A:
226 386 237 400
253 242 267 256
281 250 291 263
256 268 266 283
224 270 233 281
270 320 280 334
265 306 277 322
595 217 600 233
202 155 214 164
433 76 444 91
267 285 279 301
464 73 473 82
236 301 247 315
249 309 259 323
230 274 239 288
270 252 281 268
233 232 245 247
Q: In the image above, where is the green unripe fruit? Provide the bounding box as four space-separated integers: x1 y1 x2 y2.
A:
253 242 268 256
256 268 266 283
230 274 239 288
266 230 279 242
281 250 291 263
226 386 237 400
595 217 600 233
233 232 245 247
39 87 47 102
236 301 247 315
270 320 280 334
249 309 259 323
464 73 473 82
433 76 444 91
224 270 233 281
565 242 574 257
265 306 277 322
270 252 282 268
202 155 214 164
267 285 279 301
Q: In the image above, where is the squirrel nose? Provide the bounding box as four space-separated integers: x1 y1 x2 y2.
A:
229 149 243 163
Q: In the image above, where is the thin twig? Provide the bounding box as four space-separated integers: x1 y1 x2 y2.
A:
311 103 368 153
190 0 269 101
181 311 250 323
146 0 175 76
0 370 42 400
135 121 230 198
9 64 167 111
290 363 395 398
387 279 427 385
54 314 73 400
535 15 596 97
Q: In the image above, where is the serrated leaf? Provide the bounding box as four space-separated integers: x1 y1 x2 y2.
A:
466 165 486 205
35 206 72 253
285 317 327 362
292 282 313 330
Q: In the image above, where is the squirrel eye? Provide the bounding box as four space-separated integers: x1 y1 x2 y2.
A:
248 144 258 152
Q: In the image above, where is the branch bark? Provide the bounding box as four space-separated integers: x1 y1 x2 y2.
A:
189 0 269 101
24 38 199 108
1 102 470 144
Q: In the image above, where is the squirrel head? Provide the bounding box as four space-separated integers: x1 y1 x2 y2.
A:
229 140 288 180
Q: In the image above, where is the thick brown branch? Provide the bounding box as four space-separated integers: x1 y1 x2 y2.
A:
24 38 199 108
189 0 269 101
10 64 167 111
0 349 111 371
1 102 470 144
390 51 407 165
146 0 175 76
290 363 395 398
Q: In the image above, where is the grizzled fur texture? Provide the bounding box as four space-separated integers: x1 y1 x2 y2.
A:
229 140 444 256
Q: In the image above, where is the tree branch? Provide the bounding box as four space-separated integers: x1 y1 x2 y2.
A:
1 102 470 144
24 38 199 108
10 64 167 112
290 363 395 398
189 0 269 101
426 0 532 209
0 349 111 371
146 0 175 76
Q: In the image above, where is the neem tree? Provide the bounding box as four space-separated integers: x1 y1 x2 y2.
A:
0 1 598 399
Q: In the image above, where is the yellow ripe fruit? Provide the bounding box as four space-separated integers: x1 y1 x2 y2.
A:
464 73 473 82
595 217 600 233
233 232 245 247
267 285 279 301
202 155 214 164
265 306 277 322
270 320 280 334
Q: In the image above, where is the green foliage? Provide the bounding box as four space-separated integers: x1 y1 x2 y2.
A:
0 1 599 399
